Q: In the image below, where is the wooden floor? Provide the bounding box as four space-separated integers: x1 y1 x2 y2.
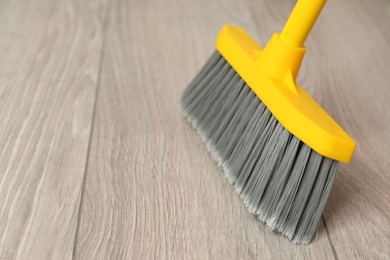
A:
0 0 389 259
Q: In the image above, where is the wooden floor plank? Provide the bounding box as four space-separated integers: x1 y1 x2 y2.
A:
74 0 339 259
0 0 106 258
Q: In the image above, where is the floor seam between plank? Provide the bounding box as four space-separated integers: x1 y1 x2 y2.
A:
323 217 339 260
71 2 111 259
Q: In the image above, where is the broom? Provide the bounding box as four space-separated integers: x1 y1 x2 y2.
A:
180 0 356 244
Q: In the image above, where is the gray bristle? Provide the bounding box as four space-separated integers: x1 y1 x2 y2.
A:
180 51 338 245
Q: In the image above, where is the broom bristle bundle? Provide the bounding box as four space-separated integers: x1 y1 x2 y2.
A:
180 51 338 244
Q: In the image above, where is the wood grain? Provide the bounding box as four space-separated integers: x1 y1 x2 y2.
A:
1 0 389 259
0 0 106 258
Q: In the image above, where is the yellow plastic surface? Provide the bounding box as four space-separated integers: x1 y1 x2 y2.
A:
215 2 356 163
280 0 327 47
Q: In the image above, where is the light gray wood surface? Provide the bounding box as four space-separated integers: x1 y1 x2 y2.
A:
0 0 106 258
0 0 389 259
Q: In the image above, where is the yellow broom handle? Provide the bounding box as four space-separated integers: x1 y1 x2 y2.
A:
280 0 327 47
